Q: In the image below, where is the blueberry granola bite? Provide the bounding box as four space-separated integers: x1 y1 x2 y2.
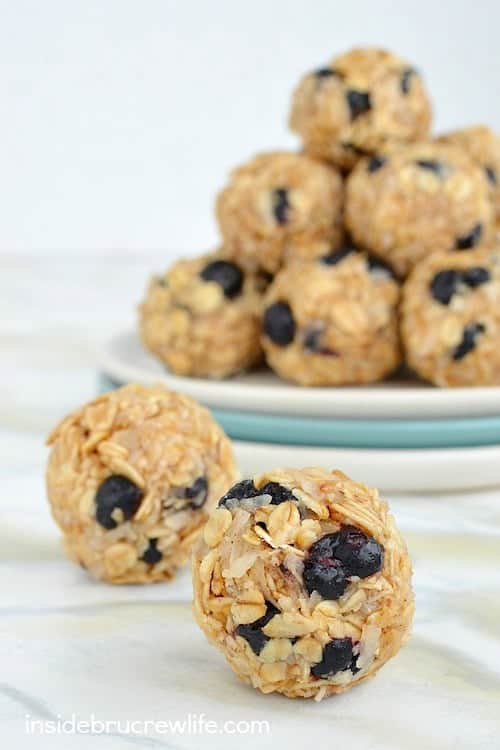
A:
192 467 413 700
215 151 344 274
401 247 500 386
289 47 432 171
260 249 400 385
345 142 494 277
139 252 263 379
437 126 500 222
46 384 238 583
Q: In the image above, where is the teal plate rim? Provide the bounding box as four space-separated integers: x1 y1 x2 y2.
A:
98 373 500 449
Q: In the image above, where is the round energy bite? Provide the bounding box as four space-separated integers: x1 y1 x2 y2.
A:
401 247 500 386
46 384 238 583
260 247 400 385
289 47 432 171
345 142 494 277
139 253 264 379
215 151 344 274
437 126 500 221
192 468 414 700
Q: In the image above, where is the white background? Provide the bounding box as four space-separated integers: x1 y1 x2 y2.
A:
1 0 499 257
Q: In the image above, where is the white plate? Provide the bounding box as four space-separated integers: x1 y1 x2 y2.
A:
101 331 500 419
233 440 500 492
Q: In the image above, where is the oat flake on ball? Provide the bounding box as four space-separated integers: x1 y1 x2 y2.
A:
345 141 494 277
192 467 414 700
139 252 264 379
401 247 500 386
289 47 432 171
46 384 238 583
215 151 344 274
437 125 500 222
261 247 400 385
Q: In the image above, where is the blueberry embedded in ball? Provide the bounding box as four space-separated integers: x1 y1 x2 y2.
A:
200 260 244 299
366 254 395 279
258 482 296 505
484 165 497 185
321 244 355 266
311 637 355 678
415 159 446 178
141 538 163 565
272 188 290 225
430 269 460 305
95 475 143 530
400 68 416 95
462 267 491 289
314 67 342 80
303 549 348 601
334 525 384 578
263 301 296 346
456 223 483 250
218 479 259 508
218 479 296 509
346 89 371 120
302 327 338 357
235 601 280 655
367 155 387 173
452 322 486 361
184 476 209 509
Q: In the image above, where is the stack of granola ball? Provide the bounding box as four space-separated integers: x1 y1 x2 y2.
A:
140 47 500 387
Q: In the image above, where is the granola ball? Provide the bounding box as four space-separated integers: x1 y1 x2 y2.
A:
192 468 414 700
139 253 264 379
345 142 494 277
289 47 432 171
215 151 344 274
401 247 500 386
46 384 238 583
260 247 400 385
437 126 500 221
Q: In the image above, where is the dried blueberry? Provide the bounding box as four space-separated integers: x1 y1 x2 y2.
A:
218 479 258 508
303 328 322 352
485 165 497 185
184 476 208 509
346 89 371 120
200 260 243 299
400 68 416 95
456 223 483 250
334 525 384 578
95 475 143 530
263 301 296 346
462 267 491 288
415 159 445 177
314 67 342 79
452 323 485 361
311 638 355 678
367 155 387 173
218 479 296 509
303 327 337 356
303 534 348 600
430 269 460 305
258 482 296 505
272 188 290 225
235 601 280 655
141 538 162 565
321 244 355 266
367 254 395 278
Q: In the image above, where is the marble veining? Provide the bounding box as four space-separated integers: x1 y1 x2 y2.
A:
1 255 499 749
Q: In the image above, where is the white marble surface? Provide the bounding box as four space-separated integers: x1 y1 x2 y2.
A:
2 255 500 749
